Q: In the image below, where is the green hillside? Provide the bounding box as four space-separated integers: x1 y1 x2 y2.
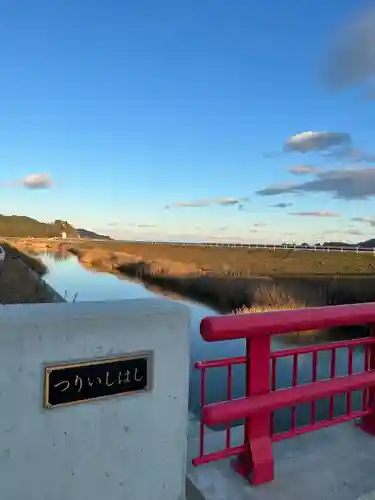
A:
0 215 78 238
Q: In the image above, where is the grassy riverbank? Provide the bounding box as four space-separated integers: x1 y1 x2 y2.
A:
0 241 64 303
64 241 375 314
67 241 375 276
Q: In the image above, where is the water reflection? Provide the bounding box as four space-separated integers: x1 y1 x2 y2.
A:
45 250 70 262
40 252 368 431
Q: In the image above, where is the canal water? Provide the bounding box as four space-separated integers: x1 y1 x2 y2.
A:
41 252 367 432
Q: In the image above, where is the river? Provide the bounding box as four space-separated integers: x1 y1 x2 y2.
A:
41 252 367 431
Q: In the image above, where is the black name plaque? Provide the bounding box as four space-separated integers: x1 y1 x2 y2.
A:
44 352 151 408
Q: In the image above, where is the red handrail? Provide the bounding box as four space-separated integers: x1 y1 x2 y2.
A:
193 303 375 486
200 302 375 341
202 371 375 426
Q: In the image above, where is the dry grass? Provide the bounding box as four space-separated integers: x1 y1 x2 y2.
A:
234 284 321 336
66 241 375 277
65 242 375 314
235 284 307 314
0 242 59 303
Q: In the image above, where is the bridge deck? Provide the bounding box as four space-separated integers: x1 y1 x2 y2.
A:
187 417 375 500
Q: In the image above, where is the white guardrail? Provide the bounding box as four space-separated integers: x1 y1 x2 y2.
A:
3 236 374 255
150 241 375 254
0 245 5 261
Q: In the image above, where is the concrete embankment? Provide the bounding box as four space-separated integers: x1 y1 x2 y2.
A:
0 242 64 304
67 246 375 318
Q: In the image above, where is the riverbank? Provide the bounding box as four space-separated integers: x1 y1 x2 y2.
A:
0 242 64 303
65 242 375 315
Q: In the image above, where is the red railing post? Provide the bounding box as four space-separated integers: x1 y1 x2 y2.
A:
232 333 274 485
360 325 375 435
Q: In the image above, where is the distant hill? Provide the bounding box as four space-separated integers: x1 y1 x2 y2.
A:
358 238 375 248
322 241 355 247
0 215 78 238
0 215 111 240
322 239 375 248
77 228 111 240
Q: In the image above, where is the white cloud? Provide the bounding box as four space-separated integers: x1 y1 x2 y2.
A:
165 197 249 209
22 173 52 189
290 211 340 217
284 131 351 153
288 164 321 175
0 173 53 189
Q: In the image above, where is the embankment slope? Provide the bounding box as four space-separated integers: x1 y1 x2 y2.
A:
66 242 375 312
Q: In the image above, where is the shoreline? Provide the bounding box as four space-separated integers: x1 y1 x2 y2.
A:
0 242 65 304
66 246 371 339
66 244 375 314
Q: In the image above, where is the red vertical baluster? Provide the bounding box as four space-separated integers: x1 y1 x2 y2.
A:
347 346 353 415
270 357 276 435
361 329 375 434
233 335 274 485
310 351 318 424
329 348 336 419
199 367 206 457
291 354 298 431
226 364 232 449
363 344 370 410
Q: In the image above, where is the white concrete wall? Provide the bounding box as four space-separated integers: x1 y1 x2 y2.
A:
0 298 191 500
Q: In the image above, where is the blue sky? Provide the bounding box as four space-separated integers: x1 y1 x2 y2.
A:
1 0 375 243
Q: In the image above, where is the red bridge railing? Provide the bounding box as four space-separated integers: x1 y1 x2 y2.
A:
192 302 375 485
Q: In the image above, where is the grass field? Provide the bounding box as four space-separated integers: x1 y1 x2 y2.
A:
59 241 375 321
69 241 375 277
0 242 61 303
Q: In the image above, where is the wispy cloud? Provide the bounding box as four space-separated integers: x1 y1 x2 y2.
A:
164 200 209 209
123 223 157 228
290 211 340 217
322 146 375 164
322 6 375 91
288 164 321 175
256 182 298 196
351 216 375 227
254 222 266 227
165 197 249 209
346 229 365 236
270 202 293 208
257 168 375 200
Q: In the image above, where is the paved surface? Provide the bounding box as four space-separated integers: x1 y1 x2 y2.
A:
186 418 375 500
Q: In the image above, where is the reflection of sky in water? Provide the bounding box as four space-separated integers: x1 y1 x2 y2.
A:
41 254 154 301
42 254 367 427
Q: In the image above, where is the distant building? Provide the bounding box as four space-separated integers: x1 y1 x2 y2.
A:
61 232 67 239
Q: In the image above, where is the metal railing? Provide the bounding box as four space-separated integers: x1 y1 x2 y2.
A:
192 303 375 485
148 241 375 254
